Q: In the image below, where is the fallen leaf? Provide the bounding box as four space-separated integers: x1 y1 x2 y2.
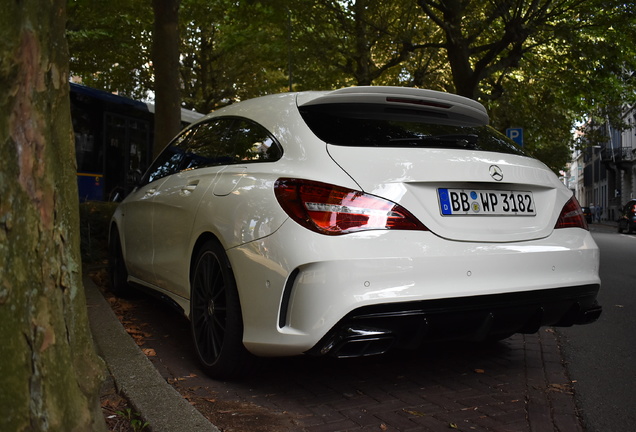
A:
403 409 426 417
474 369 485 374
548 383 573 394
142 348 156 356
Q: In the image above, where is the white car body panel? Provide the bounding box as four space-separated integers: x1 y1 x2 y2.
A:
230 222 599 356
118 180 165 283
150 168 218 297
326 145 566 242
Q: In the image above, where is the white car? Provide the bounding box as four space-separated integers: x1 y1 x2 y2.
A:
109 86 602 378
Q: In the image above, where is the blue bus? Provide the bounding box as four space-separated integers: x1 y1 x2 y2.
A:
71 83 202 202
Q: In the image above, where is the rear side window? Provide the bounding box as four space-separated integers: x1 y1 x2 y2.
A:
299 103 525 156
140 117 283 186
183 117 282 166
183 118 235 169
229 118 283 162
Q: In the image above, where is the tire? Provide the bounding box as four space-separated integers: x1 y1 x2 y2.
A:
190 239 254 379
109 227 132 297
618 223 624 233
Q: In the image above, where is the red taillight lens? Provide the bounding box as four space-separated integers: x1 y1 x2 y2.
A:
274 178 428 235
555 196 588 230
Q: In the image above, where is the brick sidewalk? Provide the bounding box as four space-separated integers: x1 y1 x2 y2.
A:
524 330 582 432
140 303 584 432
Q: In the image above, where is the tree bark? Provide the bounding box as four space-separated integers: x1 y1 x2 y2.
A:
0 1 106 431
152 0 182 159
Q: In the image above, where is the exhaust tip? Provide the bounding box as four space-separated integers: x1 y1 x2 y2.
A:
317 326 395 358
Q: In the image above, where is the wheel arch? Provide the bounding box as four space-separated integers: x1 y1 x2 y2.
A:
188 232 255 377
189 232 231 284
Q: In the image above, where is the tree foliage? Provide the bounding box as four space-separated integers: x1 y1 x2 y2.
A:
288 0 425 87
179 0 290 112
67 0 153 99
67 0 636 171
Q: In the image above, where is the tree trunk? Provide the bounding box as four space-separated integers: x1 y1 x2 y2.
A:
439 2 480 99
152 0 182 159
0 1 107 431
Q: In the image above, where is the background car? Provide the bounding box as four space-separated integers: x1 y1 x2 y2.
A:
581 206 593 223
618 199 636 233
109 86 602 378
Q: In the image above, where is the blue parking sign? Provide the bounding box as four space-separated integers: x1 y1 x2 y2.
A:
506 128 523 147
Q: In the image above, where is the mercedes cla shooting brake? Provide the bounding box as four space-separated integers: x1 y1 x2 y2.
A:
109 86 602 378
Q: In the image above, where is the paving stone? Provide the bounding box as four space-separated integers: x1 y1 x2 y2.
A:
373 409 420 431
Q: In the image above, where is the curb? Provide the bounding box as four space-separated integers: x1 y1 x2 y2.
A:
84 274 220 432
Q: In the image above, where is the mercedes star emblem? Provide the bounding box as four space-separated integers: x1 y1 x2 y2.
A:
489 165 503 181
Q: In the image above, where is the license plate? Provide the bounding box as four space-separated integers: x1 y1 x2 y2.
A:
438 188 536 216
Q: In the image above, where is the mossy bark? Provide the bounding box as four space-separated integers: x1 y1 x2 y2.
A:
0 1 107 431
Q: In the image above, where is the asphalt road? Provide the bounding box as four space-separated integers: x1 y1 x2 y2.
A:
558 223 636 432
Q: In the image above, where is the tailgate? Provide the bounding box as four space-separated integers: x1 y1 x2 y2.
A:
327 145 568 242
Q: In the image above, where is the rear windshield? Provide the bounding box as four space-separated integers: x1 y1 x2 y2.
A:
299 103 525 156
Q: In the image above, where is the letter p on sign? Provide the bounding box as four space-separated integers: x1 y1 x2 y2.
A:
506 128 523 147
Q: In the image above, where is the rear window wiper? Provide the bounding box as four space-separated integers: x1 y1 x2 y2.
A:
387 134 478 149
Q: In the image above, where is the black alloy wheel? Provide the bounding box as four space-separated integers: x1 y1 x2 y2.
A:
190 239 252 378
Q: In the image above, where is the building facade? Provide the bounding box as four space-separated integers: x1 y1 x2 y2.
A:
575 105 636 222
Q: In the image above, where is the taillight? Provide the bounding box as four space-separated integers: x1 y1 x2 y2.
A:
274 178 428 235
555 196 588 230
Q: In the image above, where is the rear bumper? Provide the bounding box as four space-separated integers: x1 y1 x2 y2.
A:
308 284 602 358
230 224 600 357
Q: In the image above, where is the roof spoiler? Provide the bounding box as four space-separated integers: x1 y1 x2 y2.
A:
298 86 489 126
